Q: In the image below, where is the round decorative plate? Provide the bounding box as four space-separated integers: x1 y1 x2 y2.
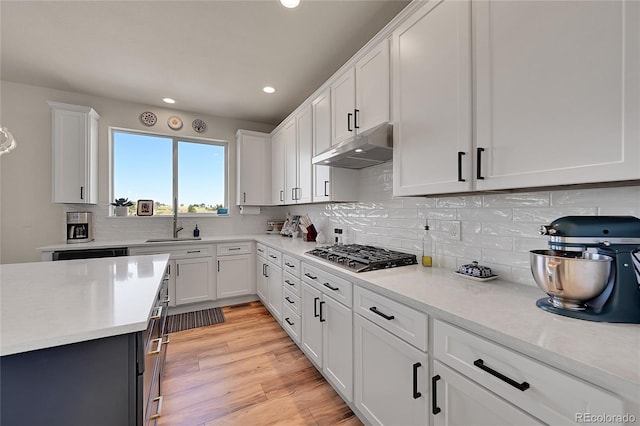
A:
140 111 157 127
167 116 183 130
192 119 207 133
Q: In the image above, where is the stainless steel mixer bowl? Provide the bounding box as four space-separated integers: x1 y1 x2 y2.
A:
530 250 613 310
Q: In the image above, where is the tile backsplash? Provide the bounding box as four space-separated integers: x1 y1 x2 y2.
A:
289 163 640 287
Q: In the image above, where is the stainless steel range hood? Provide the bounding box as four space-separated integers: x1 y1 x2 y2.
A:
312 122 392 169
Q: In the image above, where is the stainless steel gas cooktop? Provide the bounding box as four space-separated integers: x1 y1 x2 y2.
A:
306 244 418 273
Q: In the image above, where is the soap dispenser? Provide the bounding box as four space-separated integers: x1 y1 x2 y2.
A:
193 224 200 237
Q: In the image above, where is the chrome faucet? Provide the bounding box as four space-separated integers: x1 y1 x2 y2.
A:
173 198 183 238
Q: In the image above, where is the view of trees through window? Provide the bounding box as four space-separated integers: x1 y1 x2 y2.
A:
112 130 226 215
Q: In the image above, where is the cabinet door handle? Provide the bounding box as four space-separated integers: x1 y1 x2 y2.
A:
319 300 326 322
324 180 329 197
369 306 394 320
262 263 267 276
323 282 339 291
313 297 320 318
304 272 318 280
285 317 295 326
476 147 485 180
432 374 441 414
149 395 164 420
265 264 269 278
285 296 295 304
217 260 220 272
473 359 530 391
296 187 301 200
150 306 162 320
80 186 84 200
354 109 360 129
457 151 466 182
280 190 284 202
347 113 353 132
176 264 180 276
148 337 163 355
413 362 422 399
167 264 170 275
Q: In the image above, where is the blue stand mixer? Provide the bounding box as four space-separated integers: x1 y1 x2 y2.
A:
530 216 640 323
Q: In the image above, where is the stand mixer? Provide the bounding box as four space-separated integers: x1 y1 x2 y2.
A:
530 216 640 323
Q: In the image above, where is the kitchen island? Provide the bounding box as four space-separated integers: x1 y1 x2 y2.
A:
0 254 170 426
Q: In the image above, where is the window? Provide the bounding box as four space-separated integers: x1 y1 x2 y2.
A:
112 129 227 215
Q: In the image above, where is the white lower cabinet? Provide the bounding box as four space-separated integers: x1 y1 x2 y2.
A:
432 360 540 426
175 257 215 305
266 260 283 321
216 242 255 299
354 313 428 426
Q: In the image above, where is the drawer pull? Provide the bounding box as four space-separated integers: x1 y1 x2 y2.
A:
150 306 162 320
369 306 394 320
229 247 242 251
323 282 339 291
285 262 295 268
148 337 163 355
305 272 318 280
258 248 264 253
149 395 163 419
285 279 295 286
432 375 441 414
473 359 530 391
187 250 201 254
285 317 295 326
269 254 277 259
412 362 422 399
285 296 295 304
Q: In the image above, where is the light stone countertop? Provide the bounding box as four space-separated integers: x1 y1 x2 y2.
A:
0 254 170 356
36 235 640 400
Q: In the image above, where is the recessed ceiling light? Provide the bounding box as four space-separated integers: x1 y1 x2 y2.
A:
355 148 364 153
163 98 176 104
280 0 300 8
263 86 276 94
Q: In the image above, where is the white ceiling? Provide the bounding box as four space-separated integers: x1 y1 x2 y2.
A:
1 0 409 125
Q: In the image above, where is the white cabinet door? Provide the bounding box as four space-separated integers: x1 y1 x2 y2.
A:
175 257 215 305
392 0 473 196
256 257 268 303
355 39 390 133
216 254 254 299
312 88 332 156
166 260 176 308
432 361 541 426
296 104 313 204
474 0 640 190
354 314 428 426
322 294 353 402
331 68 356 145
267 261 283 321
271 129 285 205
301 283 323 367
236 130 270 205
49 102 99 204
283 118 298 204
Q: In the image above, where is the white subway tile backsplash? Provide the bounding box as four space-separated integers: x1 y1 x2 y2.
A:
482 249 530 268
512 207 597 223
482 222 540 238
551 187 640 207
436 196 483 208
513 237 546 253
483 192 550 207
458 208 513 222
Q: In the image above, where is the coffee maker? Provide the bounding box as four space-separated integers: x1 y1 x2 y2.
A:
530 216 640 324
66 212 94 243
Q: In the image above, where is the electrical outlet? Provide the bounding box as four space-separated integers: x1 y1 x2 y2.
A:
443 220 461 241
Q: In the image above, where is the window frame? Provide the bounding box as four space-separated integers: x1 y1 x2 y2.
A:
109 126 229 217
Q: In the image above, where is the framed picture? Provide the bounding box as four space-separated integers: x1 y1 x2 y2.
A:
137 200 154 216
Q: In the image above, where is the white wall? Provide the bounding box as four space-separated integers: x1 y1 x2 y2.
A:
0 81 280 263
288 163 640 287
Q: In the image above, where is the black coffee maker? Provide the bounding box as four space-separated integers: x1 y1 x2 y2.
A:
530 216 640 323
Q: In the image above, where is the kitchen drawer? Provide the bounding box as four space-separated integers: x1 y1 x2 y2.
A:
217 241 252 256
256 243 267 259
282 254 301 277
283 271 301 297
433 320 624 425
354 285 427 351
267 247 282 266
282 304 301 344
283 287 301 316
302 262 352 308
131 244 213 259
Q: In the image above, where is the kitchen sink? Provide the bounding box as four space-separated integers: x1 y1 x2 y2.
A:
145 237 202 243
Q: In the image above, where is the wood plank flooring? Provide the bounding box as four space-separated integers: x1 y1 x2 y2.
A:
158 301 363 426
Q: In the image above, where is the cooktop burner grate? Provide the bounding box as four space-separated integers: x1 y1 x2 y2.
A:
305 244 418 272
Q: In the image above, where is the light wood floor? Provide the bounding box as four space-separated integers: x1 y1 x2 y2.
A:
158 301 363 426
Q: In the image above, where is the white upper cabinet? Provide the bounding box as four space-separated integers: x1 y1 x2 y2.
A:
49 102 99 204
271 129 285 205
392 0 472 196
474 0 640 190
312 89 359 203
283 118 298 204
283 106 313 204
332 39 390 146
236 130 271 205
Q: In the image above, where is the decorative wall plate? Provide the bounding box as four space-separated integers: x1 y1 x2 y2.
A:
192 119 207 133
167 116 183 130
140 111 157 126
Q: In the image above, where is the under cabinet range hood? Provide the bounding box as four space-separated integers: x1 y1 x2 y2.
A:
312 122 392 169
